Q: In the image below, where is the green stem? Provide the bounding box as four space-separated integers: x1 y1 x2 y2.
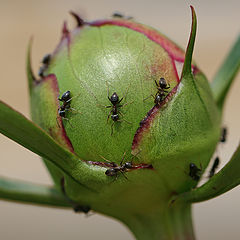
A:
0 176 71 208
211 34 240 109
120 203 195 240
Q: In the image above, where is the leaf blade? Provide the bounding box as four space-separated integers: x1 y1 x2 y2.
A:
211 34 240 109
0 100 102 192
0 176 70 208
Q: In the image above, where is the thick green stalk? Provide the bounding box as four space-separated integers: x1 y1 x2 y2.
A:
120 203 194 240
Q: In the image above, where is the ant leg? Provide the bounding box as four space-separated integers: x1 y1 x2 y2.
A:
166 83 171 89
65 93 81 103
119 84 131 103
117 118 132 125
99 155 117 167
143 94 155 102
69 107 82 114
56 116 61 128
107 110 112 123
120 152 127 165
107 83 111 101
111 122 114 136
120 171 128 180
121 100 134 108
61 117 74 128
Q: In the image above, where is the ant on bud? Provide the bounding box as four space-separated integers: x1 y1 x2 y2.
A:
220 127 227 143
144 77 170 105
101 152 135 179
209 157 220 178
38 54 51 78
112 11 133 20
189 163 202 181
57 90 80 126
105 84 132 135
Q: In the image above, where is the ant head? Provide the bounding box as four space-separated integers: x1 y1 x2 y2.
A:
189 163 196 170
105 168 117 176
110 92 119 104
42 54 51 65
159 77 167 89
60 90 71 101
124 162 132 169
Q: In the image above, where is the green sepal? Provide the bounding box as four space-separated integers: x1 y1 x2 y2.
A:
0 176 70 208
172 143 240 203
211 34 240 110
180 6 197 79
0 100 108 193
26 38 35 95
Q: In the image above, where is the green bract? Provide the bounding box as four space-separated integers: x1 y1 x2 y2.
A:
1 6 240 240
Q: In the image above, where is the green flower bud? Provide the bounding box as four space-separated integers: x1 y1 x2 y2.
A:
27 7 221 239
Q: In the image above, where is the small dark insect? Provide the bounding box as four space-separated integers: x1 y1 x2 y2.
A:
105 86 131 135
112 12 133 20
154 77 170 105
103 152 134 179
60 177 91 214
42 54 51 65
58 90 72 118
38 54 51 77
112 12 124 18
209 157 220 178
189 163 201 181
144 77 170 105
220 127 227 143
57 90 80 126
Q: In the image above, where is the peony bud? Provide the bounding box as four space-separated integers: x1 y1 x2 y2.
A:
27 7 222 239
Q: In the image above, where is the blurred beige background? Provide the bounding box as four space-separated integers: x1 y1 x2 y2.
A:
0 0 240 239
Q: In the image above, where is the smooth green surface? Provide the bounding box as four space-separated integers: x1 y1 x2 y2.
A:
211 34 240 109
120 203 195 240
0 177 70 207
48 25 179 163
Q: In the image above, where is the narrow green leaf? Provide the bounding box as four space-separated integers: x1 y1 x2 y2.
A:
26 38 35 95
174 143 240 203
181 6 197 79
211 34 240 109
0 101 103 192
0 176 70 207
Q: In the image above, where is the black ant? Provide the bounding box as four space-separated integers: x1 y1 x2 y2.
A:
105 86 131 135
101 152 134 179
38 54 51 77
112 12 133 20
189 163 202 181
220 127 227 143
57 90 80 125
144 77 170 105
154 77 170 105
209 157 220 178
58 90 72 118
